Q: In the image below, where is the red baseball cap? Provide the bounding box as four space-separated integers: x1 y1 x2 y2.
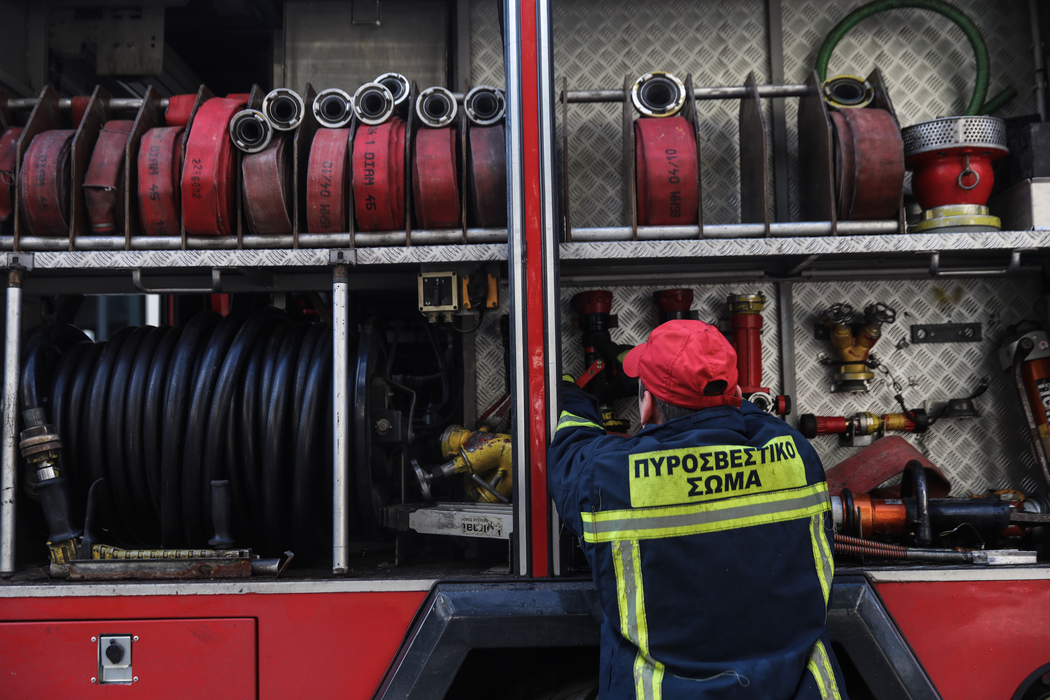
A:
621 320 741 409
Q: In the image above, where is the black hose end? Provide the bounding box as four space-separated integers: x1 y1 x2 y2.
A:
799 414 818 439
37 476 82 544
208 480 235 549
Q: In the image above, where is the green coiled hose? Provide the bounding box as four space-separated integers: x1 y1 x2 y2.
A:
815 0 991 116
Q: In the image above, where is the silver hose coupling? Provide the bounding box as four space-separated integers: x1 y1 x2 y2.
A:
416 86 458 128
464 86 506 125
353 82 395 126
630 71 686 117
262 88 305 131
374 72 411 111
228 109 273 153
313 88 354 128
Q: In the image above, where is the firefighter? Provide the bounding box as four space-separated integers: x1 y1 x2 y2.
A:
548 320 847 699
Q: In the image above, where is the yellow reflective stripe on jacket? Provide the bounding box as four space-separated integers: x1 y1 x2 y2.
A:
806 639 842 700
556 411 602 432
808 513 834 605
580 482 829 543
613 540 663 700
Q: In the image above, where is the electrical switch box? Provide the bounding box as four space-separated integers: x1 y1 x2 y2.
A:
98 634 133 684
418 272 460 313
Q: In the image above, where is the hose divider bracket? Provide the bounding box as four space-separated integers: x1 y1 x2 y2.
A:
329 249 356 266
1 252 33 271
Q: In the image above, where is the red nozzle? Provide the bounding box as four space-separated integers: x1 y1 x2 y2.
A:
654 289 693 314
571 290 613 316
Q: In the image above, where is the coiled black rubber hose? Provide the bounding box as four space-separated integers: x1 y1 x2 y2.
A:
24 308 349 561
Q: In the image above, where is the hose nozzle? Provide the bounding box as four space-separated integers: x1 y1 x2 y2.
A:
354 82 395 126
631 71 686 117
262 88 305 131
464 86 506 125
229 109 273 153
312 88 354 128
416 86 458 128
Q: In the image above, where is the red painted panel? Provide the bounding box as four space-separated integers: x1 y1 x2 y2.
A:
0 618 256 699
876 579 1050 700
0 590 427 700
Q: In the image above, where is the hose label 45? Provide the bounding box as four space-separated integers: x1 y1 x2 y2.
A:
627 436 807 508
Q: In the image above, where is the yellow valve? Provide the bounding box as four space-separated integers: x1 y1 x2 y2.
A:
437 425 513 503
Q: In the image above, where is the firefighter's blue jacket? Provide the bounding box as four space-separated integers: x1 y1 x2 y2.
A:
548 388 847 699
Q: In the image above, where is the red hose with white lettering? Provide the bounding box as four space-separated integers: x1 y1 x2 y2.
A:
241 134 293 236
352 117 406 231
181 96 247 235
83 120 135 234
413 126 459 229
467 124 506 228
0 127 22 223
137 126 184 236
634 116 698 226
19 130 76 237
306 128 350 233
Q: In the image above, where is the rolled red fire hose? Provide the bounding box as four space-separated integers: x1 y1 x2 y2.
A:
71 96 91 129
241 134 293 236
137 126 184 237
413 126 460 229
634 116 698 226
19 130 76 237
829 108 904 220
352 117 406 231
306 128 350 233
0 127 23 223
181 96 247 236
468 124 506 228
83 120 135 234
165 94 197 127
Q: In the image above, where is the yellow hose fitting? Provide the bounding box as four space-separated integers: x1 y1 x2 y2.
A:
437 425 514 503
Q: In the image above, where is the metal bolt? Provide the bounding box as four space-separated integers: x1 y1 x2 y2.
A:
916 328 927 340
963 327 974 338
375 418 392 435
133 636 139 642
91 678 97 684
133 677 139 683
91 637 96 642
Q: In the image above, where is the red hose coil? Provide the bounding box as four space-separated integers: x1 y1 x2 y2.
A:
468 124 506 228
352 117 406 231
181 96 247 236
413 126 460 229
137 126 184 237
19 130 76 237
0 127 23 223
306 128 351 234
165 95 197 127
83 120 135 234
241 134 293 236
634 116 698 226
829 108 904 220
71 96 91 129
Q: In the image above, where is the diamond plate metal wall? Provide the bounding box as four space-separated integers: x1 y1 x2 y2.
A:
782 0 1036 221
793 276 1043 497
471 0 505 87
552 0 773 230
560 282 782 432
475 280 510 423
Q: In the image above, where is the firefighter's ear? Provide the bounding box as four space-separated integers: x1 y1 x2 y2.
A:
640 389 657 426
733 385 743 399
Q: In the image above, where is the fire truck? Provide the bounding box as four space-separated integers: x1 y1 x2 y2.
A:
0 0 1048 698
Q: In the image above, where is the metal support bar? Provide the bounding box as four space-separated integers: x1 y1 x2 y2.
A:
131 268 222 294
1031 0 1047 122
1 269 22 576
505 0 530 576
564 83 809 104
776 281 797 430
564 220 899 242
0 231 505 251
332 265 350 575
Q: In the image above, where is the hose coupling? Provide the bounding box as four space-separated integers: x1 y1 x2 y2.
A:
313 88 354 128
374 72 411 111
630 71 686 117
262 88 305 131
464 86 506 125
353 82 395 126
822 74 874 109
228 109 273 154
416 86 458 128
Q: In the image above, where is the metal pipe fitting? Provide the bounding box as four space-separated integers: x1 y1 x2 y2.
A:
416 86 458 127
312 88 354 128
630 71 686 117
228 109 273 154
464 85 506 125
353 82 395 126
822 75 874 109
374 72 411 111
262 88 305 131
